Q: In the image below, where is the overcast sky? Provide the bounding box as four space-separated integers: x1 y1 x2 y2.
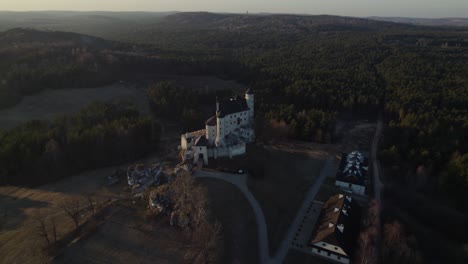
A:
1 0 467 18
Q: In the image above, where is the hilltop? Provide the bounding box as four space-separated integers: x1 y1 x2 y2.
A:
368 16 468 27
0 28 122 108
0 28 112 49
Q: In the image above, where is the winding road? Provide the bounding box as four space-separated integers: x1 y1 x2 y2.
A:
194 155 335 264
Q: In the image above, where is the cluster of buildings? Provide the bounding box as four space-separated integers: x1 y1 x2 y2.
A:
180 88 255 165
306 151 369 264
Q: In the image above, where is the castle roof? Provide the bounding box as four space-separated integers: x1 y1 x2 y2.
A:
194 135 208 147
217 98 249 118
336 151 368 186
246 87 254 95
205 116 217 126
309 194 360 258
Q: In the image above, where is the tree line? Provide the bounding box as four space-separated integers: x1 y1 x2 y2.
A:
0 101 159 186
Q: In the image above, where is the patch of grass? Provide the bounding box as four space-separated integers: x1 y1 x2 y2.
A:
315 177 341 202
241 144 324 255
197 178 259 264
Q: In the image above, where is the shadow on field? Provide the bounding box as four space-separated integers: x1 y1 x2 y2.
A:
0 194 49 230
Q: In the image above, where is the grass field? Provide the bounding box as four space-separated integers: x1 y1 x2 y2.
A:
0 83 149 131
51 178 259 264
0 149 257 264
0 163 131 263
245 145 325 255
0 74 247 131
197 178 259 264
209 143 328 255
54 202 191 264
0 149 176 263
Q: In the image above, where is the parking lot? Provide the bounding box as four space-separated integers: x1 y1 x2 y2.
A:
290 201 323 252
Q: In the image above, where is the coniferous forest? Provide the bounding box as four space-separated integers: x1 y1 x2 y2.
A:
0 15 466 260
0 13 466 203
0 12 468 263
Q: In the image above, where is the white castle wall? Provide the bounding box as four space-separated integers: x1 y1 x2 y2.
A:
213 143 246 158
206 124 216 145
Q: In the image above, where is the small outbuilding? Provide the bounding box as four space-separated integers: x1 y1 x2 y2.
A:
335 151 368 196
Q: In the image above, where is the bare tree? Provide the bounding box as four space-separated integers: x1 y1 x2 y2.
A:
34 216 51 247
170 171 193 208
50 217 58 244
59 198 82 229
191 186 209 228
356 199 380 264
87 195 95 216
192 220 223 264
357 228 377 264
383 221 402 248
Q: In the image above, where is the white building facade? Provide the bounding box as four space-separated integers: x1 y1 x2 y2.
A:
180 88 255 165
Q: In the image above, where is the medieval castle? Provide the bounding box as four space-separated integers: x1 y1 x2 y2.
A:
180 88 255 165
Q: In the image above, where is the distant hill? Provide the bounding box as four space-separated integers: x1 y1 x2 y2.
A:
368 17 468 27
0 28 124 109
0 11 418 42
159 12 410 32
0 28 112 49
0 11 174 40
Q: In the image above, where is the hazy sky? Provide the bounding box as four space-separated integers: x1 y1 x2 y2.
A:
1 0 467 18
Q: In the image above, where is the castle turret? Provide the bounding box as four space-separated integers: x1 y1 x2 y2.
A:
245 88 254 123
245 88 255 141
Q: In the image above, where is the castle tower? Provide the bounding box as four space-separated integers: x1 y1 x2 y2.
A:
245 87 254 123
245 88 255 141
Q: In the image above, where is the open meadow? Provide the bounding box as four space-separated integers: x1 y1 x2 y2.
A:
0 74 247 131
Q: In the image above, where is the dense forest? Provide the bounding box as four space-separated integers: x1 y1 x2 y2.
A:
0 13 466 193
0 12 466 262
0 101 159 186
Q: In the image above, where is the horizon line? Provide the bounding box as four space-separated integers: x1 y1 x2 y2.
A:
0 10 466 19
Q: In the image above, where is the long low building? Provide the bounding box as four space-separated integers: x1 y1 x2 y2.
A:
308 194 361 264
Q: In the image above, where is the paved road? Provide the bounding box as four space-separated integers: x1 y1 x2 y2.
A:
371 113 384 205
271 156 335 264
194 155 335 264
370 112 384 259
